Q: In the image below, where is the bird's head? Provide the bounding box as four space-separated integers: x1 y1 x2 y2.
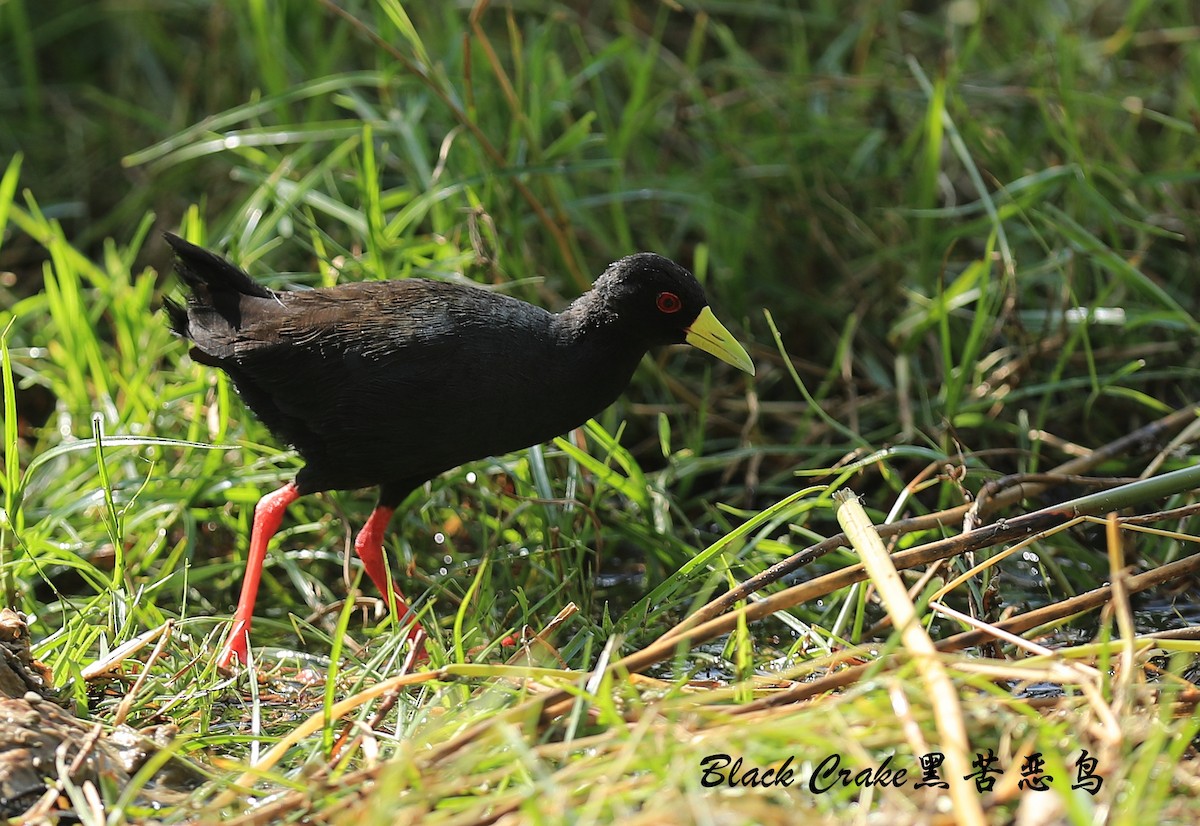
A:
596 253 755 375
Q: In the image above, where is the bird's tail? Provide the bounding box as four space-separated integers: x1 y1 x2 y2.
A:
164 232 275 303
162 296 191 338
163 232 277 359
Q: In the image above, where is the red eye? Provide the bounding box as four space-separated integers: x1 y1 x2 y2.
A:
656 291 682 314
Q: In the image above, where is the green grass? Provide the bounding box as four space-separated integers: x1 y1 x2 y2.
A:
3 0 1200 823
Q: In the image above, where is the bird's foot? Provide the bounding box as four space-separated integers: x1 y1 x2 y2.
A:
214 621 252 672
401 622 430 663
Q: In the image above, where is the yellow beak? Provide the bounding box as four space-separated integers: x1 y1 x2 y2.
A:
684 306 755 375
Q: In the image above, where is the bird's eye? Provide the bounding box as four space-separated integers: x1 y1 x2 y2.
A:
656 291 683 314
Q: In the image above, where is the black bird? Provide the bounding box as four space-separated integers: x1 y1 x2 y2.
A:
164 233 754 668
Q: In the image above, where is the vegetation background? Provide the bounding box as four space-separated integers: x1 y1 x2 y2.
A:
2 0 1199 823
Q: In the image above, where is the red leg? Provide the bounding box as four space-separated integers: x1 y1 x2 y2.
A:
354 505 425 646
216 482 301 669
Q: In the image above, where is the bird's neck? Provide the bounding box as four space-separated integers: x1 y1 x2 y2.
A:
554 291 642 359
548 293 647 410
557 288 615 335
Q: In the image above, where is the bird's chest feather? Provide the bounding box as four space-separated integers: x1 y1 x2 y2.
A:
383 327 639 453
302 305 638 471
